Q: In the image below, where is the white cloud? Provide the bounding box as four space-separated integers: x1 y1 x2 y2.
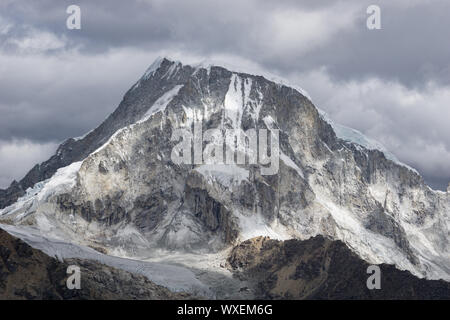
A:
0 22 11 35
10 29 67 53
0 139 58 188
261 4 359 57
290 68 450 188
0 47 168 141
0 19 67 54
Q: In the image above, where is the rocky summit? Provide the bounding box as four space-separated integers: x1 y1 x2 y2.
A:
0 57 448 299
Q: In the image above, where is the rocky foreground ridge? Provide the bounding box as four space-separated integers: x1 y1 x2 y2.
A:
0 228 191 299
228 235 450 299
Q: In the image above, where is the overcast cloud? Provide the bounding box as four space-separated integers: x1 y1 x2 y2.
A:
0 0 449 190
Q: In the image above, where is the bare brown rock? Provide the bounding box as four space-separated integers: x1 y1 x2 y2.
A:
228 236 450 300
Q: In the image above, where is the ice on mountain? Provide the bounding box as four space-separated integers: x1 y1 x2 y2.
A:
0 224 213 297
192 58 312 101
162 61 182 79
195 164 249 188
0 162 82 219
142 56 165 80
224 74 245 129
140 84 184 122
318 109 419 174
37 161 82 201
237 212 290 241
73 128 94 141
280 152 304 179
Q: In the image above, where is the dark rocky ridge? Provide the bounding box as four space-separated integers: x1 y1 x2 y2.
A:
227 236 450 299
0 228 192 300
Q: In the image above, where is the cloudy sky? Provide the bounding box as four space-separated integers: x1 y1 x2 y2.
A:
0 0 449 190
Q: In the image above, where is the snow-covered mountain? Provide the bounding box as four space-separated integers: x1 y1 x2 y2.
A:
0 57 448 284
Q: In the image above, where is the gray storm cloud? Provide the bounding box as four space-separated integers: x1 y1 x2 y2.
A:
0 0 449 190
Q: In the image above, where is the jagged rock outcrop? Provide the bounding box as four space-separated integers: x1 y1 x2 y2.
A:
0 57 448 283
227 236 450 299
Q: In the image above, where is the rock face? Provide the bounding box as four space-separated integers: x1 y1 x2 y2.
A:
227 236 450 299
0 57 448 283
0 229 191 299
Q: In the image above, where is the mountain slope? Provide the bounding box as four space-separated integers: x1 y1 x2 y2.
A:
0 57 448 284
227 235 450 299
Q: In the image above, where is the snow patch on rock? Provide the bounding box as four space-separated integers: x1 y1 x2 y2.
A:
195 164 249 188
140 84 183 121
318 109 419 174
0 162 82 220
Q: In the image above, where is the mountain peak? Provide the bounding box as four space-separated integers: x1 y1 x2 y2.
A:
1 54 448 284
141 56 180 80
